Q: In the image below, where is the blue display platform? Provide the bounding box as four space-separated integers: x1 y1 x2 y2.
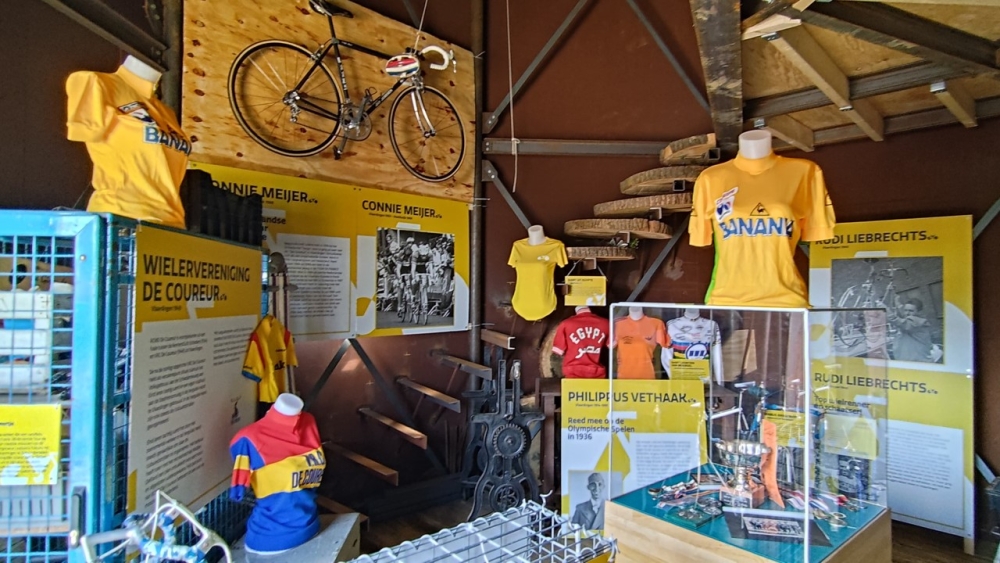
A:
610 465 886 563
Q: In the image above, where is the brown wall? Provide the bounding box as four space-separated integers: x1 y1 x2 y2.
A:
480 0 1000 474
6 0 1000 503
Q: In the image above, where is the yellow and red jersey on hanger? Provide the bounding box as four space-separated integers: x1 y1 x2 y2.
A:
242 315 298 403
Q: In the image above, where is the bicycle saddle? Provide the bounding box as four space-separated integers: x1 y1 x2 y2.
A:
309 0 354 18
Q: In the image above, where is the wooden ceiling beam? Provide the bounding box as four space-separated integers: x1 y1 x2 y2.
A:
690 0 744 156
764 27 885 140
746 62 967 118
771 95 1000 148
931 80 978 127
751 115 815 151
793 2 1000 77
840 0 1000 7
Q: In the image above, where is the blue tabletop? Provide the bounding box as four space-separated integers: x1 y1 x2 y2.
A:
610 465 885 563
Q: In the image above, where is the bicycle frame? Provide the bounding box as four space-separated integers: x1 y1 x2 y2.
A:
291 16 416 122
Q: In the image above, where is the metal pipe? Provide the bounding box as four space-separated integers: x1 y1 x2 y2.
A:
624 0 710 114
482 0 592 133
161 0 183 115
468 0 485 381
40 0 167 71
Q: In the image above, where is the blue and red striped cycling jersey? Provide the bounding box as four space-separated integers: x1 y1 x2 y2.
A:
229 408 325 552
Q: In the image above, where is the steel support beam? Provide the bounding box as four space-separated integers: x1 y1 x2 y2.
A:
793 2 1000 77
40 0 167 72
974 194 1000 240
303 339 352 410
483 138 667 157
482 160 532 230
350 339 447 473
160 0 183 115
625 0 710 114
628 215 690 301
482 0 592 134
746 62 966 119
469 0 485 376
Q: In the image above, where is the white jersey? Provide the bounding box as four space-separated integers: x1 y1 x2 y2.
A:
660 315 724 383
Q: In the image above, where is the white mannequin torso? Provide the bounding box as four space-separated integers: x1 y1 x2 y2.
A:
122 55 162 86
628 306 644 321
738 130 773 159
527 225 546 246
273 393 303 416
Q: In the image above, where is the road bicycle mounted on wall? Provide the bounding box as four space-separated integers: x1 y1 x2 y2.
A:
228 0 466 182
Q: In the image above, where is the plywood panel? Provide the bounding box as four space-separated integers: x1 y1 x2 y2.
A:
182 0 474 202
744 24 920 99
888 4 1000 40
866 86 940 117
787 105 853 130
957 75 1000 99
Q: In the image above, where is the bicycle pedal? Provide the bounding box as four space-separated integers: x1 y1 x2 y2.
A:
333 148 342 160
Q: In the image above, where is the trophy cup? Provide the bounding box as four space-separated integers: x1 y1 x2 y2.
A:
715 439 770 508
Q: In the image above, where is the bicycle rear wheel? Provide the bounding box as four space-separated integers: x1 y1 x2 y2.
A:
389 86 466 182
229 40 343 157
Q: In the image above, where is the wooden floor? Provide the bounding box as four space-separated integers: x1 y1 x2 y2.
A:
363 501 992 562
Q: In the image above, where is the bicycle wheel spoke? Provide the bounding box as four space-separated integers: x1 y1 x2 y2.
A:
231 42 342 155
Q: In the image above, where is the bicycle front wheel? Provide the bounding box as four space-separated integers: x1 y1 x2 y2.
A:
389 86 466 182
229 40 343 157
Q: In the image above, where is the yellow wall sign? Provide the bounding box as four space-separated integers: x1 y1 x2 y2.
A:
134 224 263 331
669 359 710 381
764 410 807 448
809 215 974 539
564 276 607 306
560 379 707 526
189 162 471 340
0 404 61 486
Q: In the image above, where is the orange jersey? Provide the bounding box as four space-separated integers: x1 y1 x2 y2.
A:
690 152 835 308
66 66 190 228
613 315 669 379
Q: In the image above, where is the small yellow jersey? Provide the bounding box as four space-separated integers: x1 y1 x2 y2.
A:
508 238 568 321
66 66 190 228
242 316 298 403
690 152 835 308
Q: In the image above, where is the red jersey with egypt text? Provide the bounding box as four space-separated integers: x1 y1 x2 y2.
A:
552 311 610 378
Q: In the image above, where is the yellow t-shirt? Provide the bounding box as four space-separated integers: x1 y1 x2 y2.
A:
242 316 299 403
690 152 835 308
66 66 189 228
508 238 568 321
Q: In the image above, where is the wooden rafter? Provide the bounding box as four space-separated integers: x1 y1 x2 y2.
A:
792 2 1000 77
931 80 978 127
752 115 815 152
764 27 884 140
690 0 743 156
840 0 1000 6
769 95 1000 148
746 62 967 119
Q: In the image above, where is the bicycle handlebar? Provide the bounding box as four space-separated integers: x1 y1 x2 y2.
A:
420 45 453 71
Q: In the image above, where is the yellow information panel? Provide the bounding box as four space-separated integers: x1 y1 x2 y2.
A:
565 275 607 307
129 225 261 513
560 379 707 530
809 215 973 540
669 359 710 381
189 162 470 339
0 404 61 486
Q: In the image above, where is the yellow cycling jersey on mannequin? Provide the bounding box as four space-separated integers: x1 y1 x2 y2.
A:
66 65 189 228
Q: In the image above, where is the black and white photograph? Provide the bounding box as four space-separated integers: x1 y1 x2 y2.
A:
742 515 805 540
567 470 623 530
830 257 944 363
375 228 456 329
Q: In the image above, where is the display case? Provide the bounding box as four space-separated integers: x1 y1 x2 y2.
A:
599 304 890 563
